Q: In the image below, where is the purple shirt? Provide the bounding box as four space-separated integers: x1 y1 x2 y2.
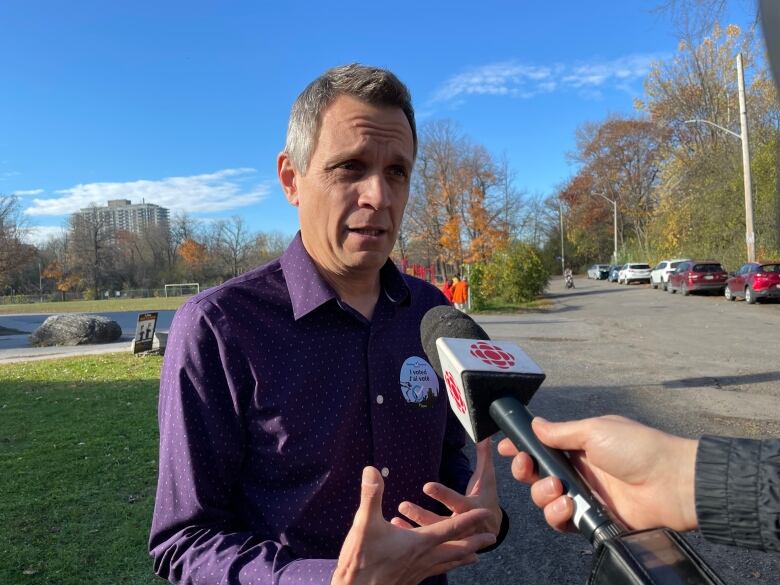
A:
150 232 472 584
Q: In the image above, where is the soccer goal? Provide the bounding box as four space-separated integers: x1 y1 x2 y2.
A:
164 283 200 297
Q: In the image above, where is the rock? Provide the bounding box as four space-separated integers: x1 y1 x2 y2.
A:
29 314 123 347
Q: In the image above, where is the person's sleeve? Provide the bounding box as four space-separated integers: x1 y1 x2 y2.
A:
695 435 780 552
149 301 337 584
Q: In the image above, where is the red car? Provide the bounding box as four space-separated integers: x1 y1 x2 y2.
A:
667 261 728 296
724 262 780 304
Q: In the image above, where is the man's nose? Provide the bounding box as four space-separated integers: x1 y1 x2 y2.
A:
358 173 393 210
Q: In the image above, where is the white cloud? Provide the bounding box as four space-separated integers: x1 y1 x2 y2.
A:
13 188 44 196
431 54 662 104
22 225 67 245
24 168 270 217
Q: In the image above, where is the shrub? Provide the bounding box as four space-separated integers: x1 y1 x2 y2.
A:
482 241 549 304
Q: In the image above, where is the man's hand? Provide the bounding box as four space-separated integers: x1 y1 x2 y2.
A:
332 466 496 585
393 439 503 538
496 416 699 533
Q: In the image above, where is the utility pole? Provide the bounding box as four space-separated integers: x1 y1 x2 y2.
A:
593 192 618 264
559 199 565 274
737 53 756 262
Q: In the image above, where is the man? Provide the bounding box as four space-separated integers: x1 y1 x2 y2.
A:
149 64 504 585
498 415 780 552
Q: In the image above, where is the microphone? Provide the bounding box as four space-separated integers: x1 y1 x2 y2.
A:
420 306 726 585
420 306 621 547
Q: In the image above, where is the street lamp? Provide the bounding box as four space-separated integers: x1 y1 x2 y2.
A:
683 53 755 262
592 192 618 265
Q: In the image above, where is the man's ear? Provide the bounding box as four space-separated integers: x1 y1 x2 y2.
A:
277 152 300 207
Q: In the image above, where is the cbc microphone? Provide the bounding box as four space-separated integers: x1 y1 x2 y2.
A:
421 306 726 585
420 305 621 547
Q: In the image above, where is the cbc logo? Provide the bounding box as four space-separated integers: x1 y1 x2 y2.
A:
444 371 467 414
469 341 516 369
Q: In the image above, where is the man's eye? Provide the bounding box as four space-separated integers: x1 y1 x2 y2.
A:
338 161 361 172
389 166 409 178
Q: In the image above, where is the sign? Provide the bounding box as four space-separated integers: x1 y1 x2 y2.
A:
133 312 158 353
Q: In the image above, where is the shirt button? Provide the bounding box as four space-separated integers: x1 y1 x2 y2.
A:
381 467 390 478
376 395 384 404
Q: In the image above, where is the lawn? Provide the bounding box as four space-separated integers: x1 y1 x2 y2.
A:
0 297 190 316
474 298 555 313
0 353 163 585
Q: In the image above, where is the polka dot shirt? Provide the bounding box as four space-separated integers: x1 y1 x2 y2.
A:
149 232 472 584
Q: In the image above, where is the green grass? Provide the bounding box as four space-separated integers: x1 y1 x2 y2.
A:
473 298 555 313
0 297 190 315
0 353 163 585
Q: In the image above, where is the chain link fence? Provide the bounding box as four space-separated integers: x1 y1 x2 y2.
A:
0 288 180 305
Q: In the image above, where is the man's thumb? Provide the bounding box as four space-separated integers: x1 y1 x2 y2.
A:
355 466 384 525
532 417 589 451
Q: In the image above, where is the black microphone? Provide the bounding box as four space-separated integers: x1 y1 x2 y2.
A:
420 306 727 585
420 305 621 547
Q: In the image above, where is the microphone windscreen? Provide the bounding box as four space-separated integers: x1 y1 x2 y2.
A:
420 306 490 377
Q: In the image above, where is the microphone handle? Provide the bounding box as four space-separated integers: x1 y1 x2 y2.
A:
489 395 623 547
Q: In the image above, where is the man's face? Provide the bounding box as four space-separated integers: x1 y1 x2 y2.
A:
279 95 414 279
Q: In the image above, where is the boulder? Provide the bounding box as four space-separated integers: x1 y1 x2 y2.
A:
29 314 123 347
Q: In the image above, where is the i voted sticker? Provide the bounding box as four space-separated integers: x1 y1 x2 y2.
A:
399 356 439 408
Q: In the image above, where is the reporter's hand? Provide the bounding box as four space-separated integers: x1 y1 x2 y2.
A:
496 415 698 533
332 466 496 585
393 439 502 538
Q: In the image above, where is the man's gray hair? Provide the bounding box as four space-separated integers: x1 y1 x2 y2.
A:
284 63 417 174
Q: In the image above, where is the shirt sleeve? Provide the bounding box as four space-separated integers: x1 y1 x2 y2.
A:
149 301 337 584
695 435 780 552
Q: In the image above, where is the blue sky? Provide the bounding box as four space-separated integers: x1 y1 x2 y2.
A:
0 1 756 243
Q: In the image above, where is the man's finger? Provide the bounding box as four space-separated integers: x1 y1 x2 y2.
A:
497 437 519 457
530 476 564 509
510 451 539 484
419 507 492 543
398 500 446 527
390 516 414 529
353 466 384 527
543 495 575 533
423 482 470 514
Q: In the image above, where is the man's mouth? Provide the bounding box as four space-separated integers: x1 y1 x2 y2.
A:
348 227 385 237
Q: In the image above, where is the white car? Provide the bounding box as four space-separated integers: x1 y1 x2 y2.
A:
618 263 652 284
650 258 691 291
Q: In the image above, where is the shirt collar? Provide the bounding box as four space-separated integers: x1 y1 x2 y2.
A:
280 231 410 321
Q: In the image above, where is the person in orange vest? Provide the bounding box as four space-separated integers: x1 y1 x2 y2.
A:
452 275 469 311
441 277 454 303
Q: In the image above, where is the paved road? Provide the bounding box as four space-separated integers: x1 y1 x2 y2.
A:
451 277 780 585
0 311 176 363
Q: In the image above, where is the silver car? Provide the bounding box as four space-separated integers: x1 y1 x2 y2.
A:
618 263 652 284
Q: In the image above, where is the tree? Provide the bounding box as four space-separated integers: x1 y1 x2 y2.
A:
0 195 35 290
68 204 115 297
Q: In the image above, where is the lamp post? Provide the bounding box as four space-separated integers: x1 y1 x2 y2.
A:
683 53 755 262
592 192 618 265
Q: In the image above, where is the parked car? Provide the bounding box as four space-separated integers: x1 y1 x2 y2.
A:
650 258 691 291
667 261 728 295
587 264 612 280
724 262 780 304
608 264 623 282
618 263 652 284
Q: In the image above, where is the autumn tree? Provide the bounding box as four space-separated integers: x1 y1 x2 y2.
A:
0 195 35 290
68 204 116 297
403 120 521 276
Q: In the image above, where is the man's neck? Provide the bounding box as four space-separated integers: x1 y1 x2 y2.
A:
321 268 382 321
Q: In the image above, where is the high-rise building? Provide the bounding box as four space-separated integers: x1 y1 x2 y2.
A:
72 199 170 238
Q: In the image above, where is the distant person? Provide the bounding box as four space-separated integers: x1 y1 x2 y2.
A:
149 64 504 585
452 275 469 311
497 415 780 552
442 277 454 303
